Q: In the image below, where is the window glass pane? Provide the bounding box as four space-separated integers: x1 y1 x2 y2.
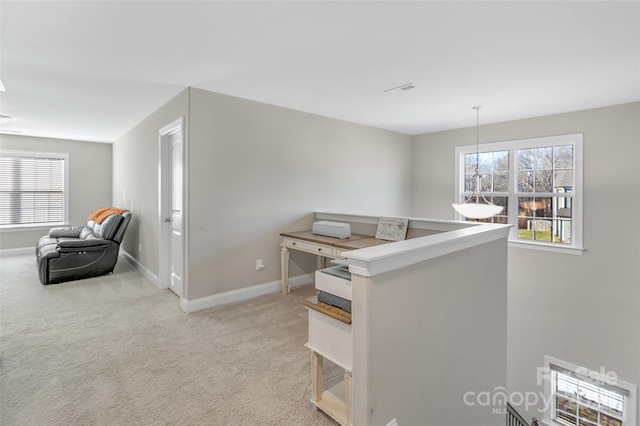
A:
556 196 572 211
464 173 475 193
536 146 553 169
533 220 552 241
578 405 599 425
554 145 573 168
518 171 534 192
554 170 573 190
493 196 508 213
555 219 572 244
480 174 492 192
535 197 553 218
557 395 578 415
600 413 623 426
535 170 553 192
478 152 493 175
518 148 536 170
554 197 573 244
465 153 477 174
494 150 509 171
517 197 534 240
491 196 507 222
494 171 509 192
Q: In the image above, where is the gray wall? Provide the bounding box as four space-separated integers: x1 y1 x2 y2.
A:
111 89 189 278
187 88 412 300
411 102 640 419
0 135 112 250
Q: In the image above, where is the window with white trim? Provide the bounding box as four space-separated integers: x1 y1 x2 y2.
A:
455 134 583 253
0 150 68 228
543 356 637 426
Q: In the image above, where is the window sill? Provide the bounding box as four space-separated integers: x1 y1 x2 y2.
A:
508 240 584 255
0 224 67 233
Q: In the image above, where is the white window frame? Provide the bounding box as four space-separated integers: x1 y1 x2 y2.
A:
542 356 637 426
0 149 69 230
454 133 584 254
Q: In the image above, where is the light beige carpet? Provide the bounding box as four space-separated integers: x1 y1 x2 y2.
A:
0 253 342 425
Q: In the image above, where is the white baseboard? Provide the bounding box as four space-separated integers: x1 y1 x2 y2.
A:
0 247 33 257
180 273 314 313
121 250 160 288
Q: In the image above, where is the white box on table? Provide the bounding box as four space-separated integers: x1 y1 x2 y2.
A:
312 221 351 239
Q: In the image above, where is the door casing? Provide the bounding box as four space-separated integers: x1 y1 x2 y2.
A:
159 117 187 303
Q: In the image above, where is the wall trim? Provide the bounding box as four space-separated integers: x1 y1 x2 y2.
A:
0 246 33 257
121 250 160 288
347 223 511 277
180 273 313 313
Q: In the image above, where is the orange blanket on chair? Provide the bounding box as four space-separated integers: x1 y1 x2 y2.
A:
88 207 128 224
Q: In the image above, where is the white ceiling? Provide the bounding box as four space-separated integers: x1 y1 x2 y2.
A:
1 1 639 143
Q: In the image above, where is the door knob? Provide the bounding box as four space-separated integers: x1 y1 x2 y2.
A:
164 217 171 223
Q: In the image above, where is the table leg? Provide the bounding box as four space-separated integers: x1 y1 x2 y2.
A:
345 370 352 426
281 245 290 294
311 351 323 404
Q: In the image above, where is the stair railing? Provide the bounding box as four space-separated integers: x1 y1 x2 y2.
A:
506 401 540 426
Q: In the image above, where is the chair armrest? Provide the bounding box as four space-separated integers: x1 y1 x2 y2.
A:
57 239 112 252
49 226 84 238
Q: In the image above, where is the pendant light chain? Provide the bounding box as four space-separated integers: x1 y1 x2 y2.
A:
474 105 481 176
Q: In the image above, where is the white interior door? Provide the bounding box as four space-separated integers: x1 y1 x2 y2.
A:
168 131 183 297
159 118 184 298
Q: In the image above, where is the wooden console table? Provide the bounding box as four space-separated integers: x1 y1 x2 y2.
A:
301 296 353 426
279 230 390 294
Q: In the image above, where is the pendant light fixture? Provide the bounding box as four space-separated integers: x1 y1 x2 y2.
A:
452 106 503 220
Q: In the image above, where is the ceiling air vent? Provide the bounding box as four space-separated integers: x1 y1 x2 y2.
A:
384 83 415 94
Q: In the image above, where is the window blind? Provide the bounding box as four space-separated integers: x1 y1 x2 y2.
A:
0 153 65 226
550 364 630 397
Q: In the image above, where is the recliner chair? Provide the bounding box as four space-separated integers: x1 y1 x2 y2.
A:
36 208 131 285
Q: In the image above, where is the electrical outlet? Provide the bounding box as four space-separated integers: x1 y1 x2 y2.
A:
139 243 142 253
256 259 265 271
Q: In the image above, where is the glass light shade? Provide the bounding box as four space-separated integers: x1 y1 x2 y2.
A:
452 202 503 219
